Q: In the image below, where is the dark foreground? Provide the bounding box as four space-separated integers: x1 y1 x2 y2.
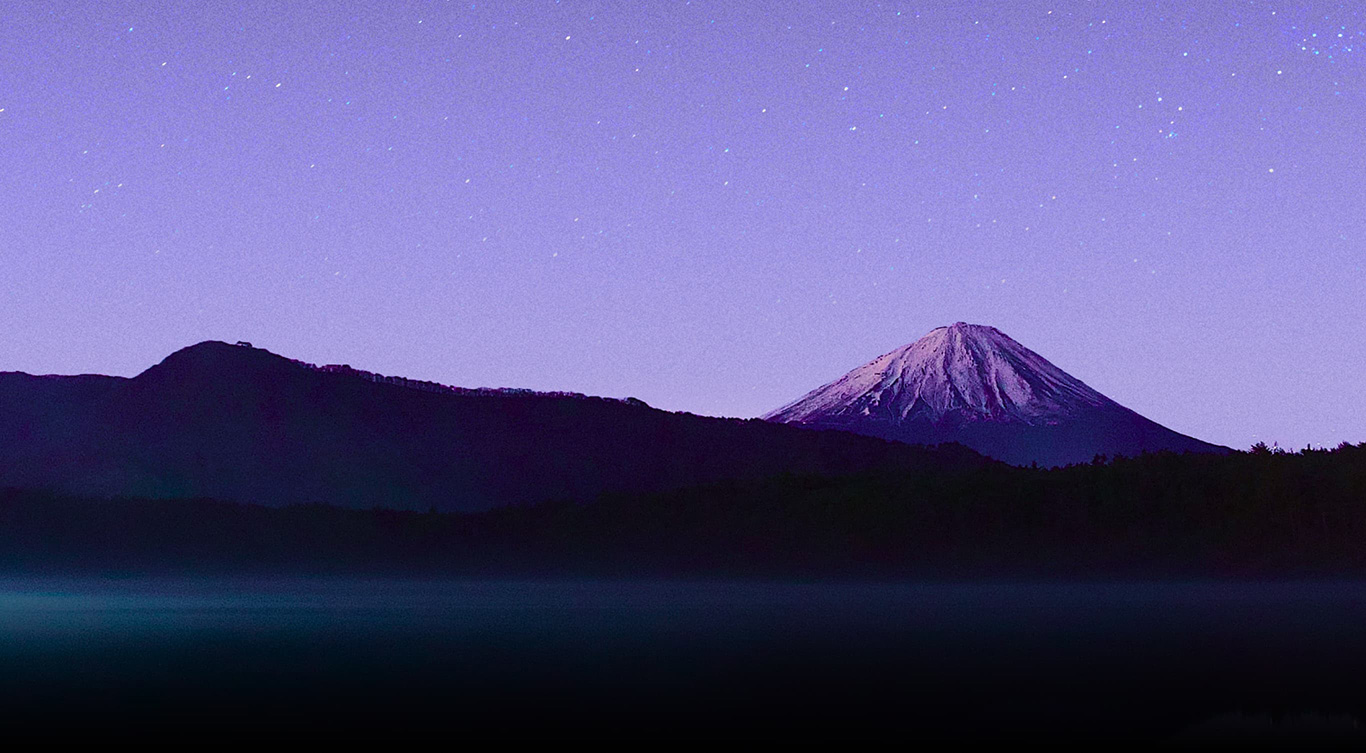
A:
6 444 1366 579
1 578 1364 744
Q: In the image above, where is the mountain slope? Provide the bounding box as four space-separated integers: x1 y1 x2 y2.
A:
763 323 1227 466
0 341 988 511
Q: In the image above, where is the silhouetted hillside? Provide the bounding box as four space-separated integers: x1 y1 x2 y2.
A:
3 443 1363 578
0 341 987 512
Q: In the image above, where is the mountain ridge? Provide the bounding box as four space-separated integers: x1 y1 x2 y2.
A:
0 341 990 512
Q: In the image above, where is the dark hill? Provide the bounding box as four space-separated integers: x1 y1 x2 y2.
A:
0 341 987 511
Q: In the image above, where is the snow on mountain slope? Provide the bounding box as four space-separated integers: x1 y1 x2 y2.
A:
765 323 1112 426
764 323 1228 466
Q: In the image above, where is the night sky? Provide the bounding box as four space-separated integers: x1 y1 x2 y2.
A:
2 1 1363 450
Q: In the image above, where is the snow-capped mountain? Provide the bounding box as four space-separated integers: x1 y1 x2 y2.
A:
763 323 1227 466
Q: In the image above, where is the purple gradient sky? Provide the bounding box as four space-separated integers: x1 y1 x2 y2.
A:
2 1 1363 450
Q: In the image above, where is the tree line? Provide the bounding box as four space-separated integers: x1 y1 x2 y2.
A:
1 441 1363 578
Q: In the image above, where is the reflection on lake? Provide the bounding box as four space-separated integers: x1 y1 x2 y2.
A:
1 579 1363 742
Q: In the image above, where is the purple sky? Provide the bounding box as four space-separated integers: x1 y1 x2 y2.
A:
2 1 1363 450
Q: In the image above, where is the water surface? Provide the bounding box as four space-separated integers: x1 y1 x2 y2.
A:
2 578 1364 741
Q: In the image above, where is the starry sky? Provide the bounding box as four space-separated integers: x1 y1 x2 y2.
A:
2 1 1363 450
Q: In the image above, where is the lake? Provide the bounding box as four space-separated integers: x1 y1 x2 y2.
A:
1 578 1364 742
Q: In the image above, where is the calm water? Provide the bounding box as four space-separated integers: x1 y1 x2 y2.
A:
1 578 1364 742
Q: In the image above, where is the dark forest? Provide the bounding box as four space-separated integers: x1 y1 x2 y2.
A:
5 441 1363 579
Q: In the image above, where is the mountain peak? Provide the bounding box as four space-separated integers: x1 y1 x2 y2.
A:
136 340 302 383
942 321 1002 337
764 324 1226 466
765 324 1111 428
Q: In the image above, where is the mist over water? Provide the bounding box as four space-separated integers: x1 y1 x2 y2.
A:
2 578 1364 742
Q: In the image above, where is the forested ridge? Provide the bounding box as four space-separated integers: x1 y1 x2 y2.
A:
2 442 1363 578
